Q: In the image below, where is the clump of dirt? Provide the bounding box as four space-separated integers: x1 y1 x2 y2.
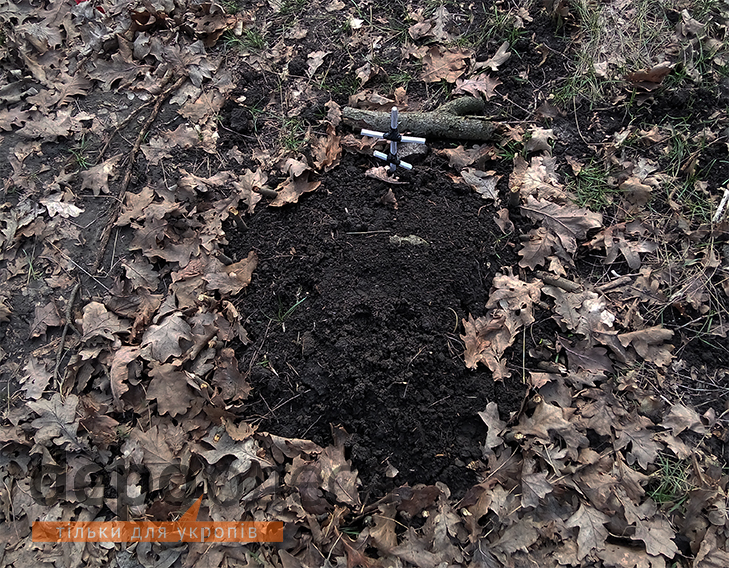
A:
227 153 525 498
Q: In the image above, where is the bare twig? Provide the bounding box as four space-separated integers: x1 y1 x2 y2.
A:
596 275 634 293
92 74 188 274
535 271 583 292
712 187 729 223
54 282 80 382
46 242 111 292
97 98 157 161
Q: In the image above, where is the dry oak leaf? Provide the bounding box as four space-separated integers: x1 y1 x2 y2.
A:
25 73 92 112
178 89 225 122
116 185 155 226
29 300 62 339
454 74 502 99
311 124 342 172
146 363 195 417
620 176 652 208
491 515 540 560
177 169 233 194
521 195 603 254
655 431 693 459
289 455 328 514
415 6 452 42
625 62 672 91
632 517 678 558
79 301 130 343
265 433 323 459
525 127 555 155
270 171 321 207
518 226 562 269
617 326 674 368
430 499 465 563
461 313 509 376
355 61 380 85
543 287 616 338
198 429 273 477
204 251 258 296
348 89 395 111
212 347 251 401
558 336 614 374
694 529 729 568
87 52 151 91
366 166 407 184
509 155 564 201
28 393 82 450
0 108 30 131
122 256 160 290
614 455 649 501
222 418 256 441
521 471 553 509
408 17 433 41
463 272 542 378
79 408 120 450
319 445 361 508
17 21 63 54
421 46 470 83
21 356 53 401
141 125 200 165
307 50 330 78
370 503 398 551
129 425 180 481
614 416 661 470
312 124 342 172
598 543 656 567
141 312 193 363
474 41 511 72
80 154 122 197
388 526 442 568
109 346 140 409
591 223 657 270
130 290 163 342
494 208 515 234
18 108 91 141
460 168 501 202
478 401 506 451
566 503 610 560
435 144 494 169
487 272 543 320
232 169 265 215
325 100 342 126
514 400 589 456
580 391 628 437
662 403 706 436
40 194 84 218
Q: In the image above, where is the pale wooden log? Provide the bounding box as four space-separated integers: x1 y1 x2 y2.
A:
342 97 496 141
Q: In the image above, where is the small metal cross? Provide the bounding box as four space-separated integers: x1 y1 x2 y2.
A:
361 107 427 172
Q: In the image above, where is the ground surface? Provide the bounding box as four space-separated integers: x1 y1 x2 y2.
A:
1 1 729 568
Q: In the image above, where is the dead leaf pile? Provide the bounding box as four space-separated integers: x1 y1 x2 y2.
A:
1 1 729 567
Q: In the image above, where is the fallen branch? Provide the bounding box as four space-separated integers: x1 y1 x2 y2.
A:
713 187 729 223
92 74 188 274
535 271 583 293
54 281 80 382
97 99 156 162
342 97 495 141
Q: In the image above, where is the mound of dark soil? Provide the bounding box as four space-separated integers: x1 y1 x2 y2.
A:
226 154 525 498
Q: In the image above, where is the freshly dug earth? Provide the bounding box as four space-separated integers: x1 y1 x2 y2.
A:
227 154 526 498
